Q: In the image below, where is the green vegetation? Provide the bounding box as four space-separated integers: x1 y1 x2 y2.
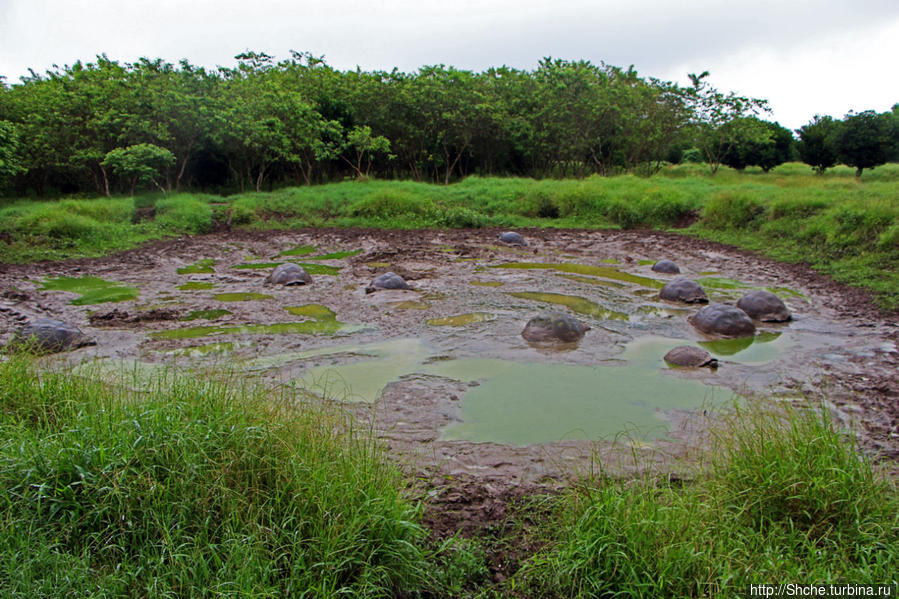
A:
514 403 898 597
0 353 895 595
4 53 894 197
183 308 231 321
0 355 482 597
2 165 897 308
40 275 139 305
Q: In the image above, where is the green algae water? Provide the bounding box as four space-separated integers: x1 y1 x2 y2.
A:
433 359 724 444
427 313 494 326
507 291 628 321
490 262 662 288
291 262 340 275
152 303 363 340
177 282 214 291
391 300 430 310
40 276 139 305
214 292 274 302
177 259 216 274
301 339 430 403
259 336 728 443
304 250 361 260
232 262 283 270
698 331 785 364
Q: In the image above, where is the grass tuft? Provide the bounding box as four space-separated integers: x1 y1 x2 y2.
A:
0 355 476 597
515 401 899 597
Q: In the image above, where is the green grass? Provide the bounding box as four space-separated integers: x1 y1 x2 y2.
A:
0 355 479 597
1 164 897 308
512 402 899 598
0 357 895 597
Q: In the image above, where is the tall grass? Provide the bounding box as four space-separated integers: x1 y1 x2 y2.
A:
514 402 899 597
0 355 477 597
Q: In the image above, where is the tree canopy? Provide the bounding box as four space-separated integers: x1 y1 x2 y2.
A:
0 53 894 196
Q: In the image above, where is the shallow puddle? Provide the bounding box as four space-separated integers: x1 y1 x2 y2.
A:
698 332 785 363
264 336 730 443
490 262 662 288
434 359 726 444
427 313 494 326
557 274 626 288
152 303 362 340
391 301 431 310
507 291 628 321
40 276 139 305
166 342 236 357
72 358 172 390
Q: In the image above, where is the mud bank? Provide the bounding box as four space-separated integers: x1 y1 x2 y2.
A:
2 228 897 530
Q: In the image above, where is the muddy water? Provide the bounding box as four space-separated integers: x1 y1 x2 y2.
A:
3 228 897 482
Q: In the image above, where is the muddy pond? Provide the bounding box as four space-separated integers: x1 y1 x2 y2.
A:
2 228 897 486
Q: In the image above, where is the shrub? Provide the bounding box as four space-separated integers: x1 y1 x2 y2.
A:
154 195 213 234
348 189 435 218
701 192 766 230
438 206 487 228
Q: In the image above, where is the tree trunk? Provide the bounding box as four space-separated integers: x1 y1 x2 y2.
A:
175 154 190 191
255 165 265 192
99 164 111 197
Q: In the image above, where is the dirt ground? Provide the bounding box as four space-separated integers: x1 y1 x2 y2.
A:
1 227 897 545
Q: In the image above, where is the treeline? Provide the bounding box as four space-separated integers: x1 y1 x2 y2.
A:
0 52 897 196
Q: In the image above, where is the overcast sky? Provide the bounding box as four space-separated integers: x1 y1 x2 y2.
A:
1 0 897 131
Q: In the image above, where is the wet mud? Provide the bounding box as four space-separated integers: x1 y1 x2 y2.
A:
1 227 897 540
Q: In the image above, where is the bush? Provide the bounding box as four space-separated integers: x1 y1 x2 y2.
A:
153 195 213 234
227 199 256 225
348 189 436 218
438 206 487 228
701 192 766 230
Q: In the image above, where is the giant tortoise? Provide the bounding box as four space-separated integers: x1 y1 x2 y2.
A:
651 260 681 274
688 303 756 338
521 311 590 343
663 345 718 369
498 231 527 246
365 271 412 294
12 318 95 353
736 290 791 322
265 263 312 286
659 278 708 304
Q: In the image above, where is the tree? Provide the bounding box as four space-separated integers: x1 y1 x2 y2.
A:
722 118 793 172
0 121 25 189
339 125 390 179
836 110 896 176
102 143 175 194
686 71 770 174
796 115 840 174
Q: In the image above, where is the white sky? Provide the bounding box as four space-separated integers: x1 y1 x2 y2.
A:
1 0 897 131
